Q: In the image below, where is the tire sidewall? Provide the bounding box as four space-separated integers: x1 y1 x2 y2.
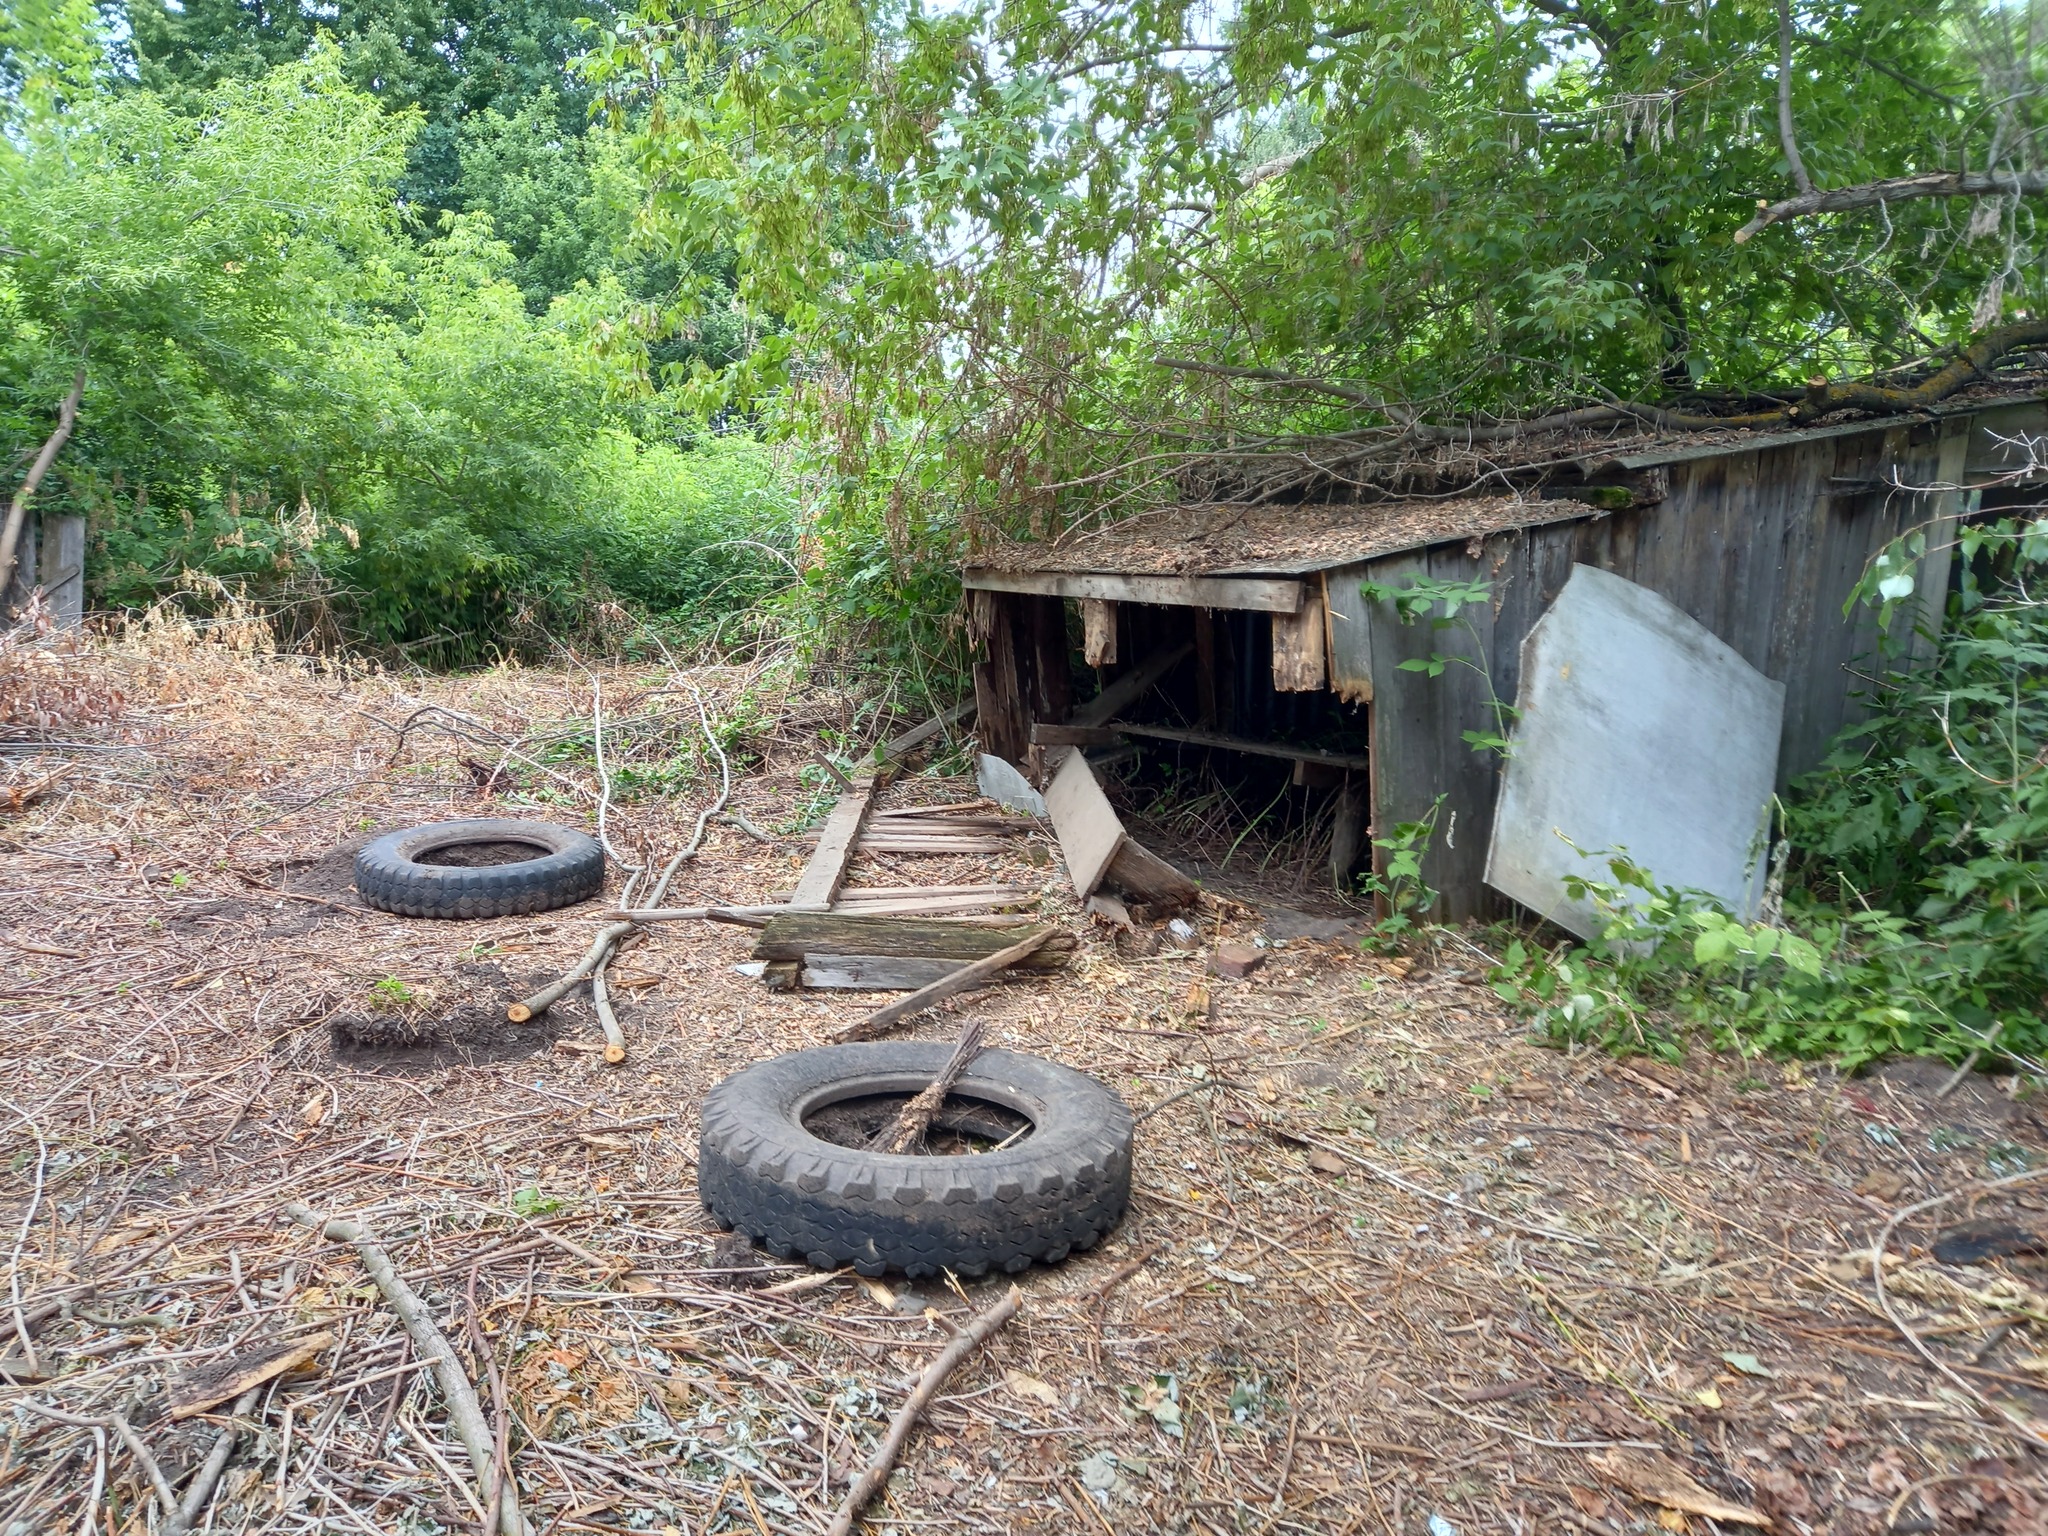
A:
354 818 605 919
699 1043 1134 1278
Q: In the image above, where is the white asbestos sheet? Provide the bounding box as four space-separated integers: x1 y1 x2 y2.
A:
1485 564 1785 940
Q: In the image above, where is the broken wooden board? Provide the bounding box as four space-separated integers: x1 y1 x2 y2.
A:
800 955 987 989
871 699 977 765
1043 748 1198 910
788 775 878 912
169 1331 334 1420
1044 748 1126 897
1082 598 1117 665
963 568 1305 613
1073 641 1193 727
1271 599 1328 691
752 913 1076 969
1105 838 1200 908
833 927 1060 1041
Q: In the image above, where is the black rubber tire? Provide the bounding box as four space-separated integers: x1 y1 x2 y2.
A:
353 819 605 920
699 1043 1134 1279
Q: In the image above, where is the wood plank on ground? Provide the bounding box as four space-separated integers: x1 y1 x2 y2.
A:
788 776 877 912
1044 748 1126 897
753 913 1075 967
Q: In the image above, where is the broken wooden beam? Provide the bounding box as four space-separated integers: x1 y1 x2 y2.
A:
1030 723 1125 748
963 568 1305 613
753 913 1075 969
870 699 977 765
1081 598 1117 666
1105 722 1370 772
1043 747 1199 910
1271 600 1328 691
788 775 878 911
1073 641 1193 727
832 928 1060 1042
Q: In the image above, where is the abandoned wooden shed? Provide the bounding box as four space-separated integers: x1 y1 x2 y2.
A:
963 389 2048 920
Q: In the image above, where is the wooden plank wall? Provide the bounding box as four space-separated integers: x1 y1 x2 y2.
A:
1346 413 1983 921
972 591 1073 763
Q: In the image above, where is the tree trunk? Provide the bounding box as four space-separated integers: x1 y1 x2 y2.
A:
0 369 86 613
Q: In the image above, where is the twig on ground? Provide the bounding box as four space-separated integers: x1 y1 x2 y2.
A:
719 810 777 843
677 679 733 860
1292 1131 1599 1248
285 1203 529 1535
162 1387 262 1536
1935 1021 2006 1098
1870 1169 2048 1453
2 1095 49 1376
14 1402 179 1521
590 678 626 865
591 868 642 1065
869 1018 988 1153
509 850 686 1022
825 1285 1023 1536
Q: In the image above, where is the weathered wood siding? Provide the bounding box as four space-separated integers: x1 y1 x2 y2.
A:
1342 412 1991 920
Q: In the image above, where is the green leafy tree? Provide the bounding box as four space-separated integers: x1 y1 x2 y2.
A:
0 54 415 599
585 0 2048 602
127 0 613 214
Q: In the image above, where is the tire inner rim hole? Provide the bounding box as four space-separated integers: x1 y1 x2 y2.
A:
416 840 551 868
801 1092 1035 1155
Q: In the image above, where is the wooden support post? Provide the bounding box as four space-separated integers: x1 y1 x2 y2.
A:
1028 593 1073 725
970 590 1030 763
1330 774 1367 891
1082 599 1118 667
1192 609 1218 727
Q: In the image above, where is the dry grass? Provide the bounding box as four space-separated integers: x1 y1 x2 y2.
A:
1 626 2045 1536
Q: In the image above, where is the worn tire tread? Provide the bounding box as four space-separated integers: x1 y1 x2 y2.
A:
354 819 604 920
699 1044 1133 1278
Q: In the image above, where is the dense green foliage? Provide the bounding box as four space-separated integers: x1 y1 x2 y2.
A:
584 0 2047 645
129 0 607 222
0 20 794 659
1489 519 2048 1068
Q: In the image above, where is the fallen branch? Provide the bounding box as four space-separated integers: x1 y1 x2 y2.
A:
285 1203 528 1536
590 868 642 1064
16 1402 179 1523
868 1018 987 1153
833 928 1057 1043
162 1387 261 1536
677 678 732 860
508 849 685 1022
825 1285 1023 1536
719 809 778 843
1935 1020 2007 1098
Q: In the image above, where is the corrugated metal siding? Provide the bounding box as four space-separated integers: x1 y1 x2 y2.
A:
1343 412 1992 920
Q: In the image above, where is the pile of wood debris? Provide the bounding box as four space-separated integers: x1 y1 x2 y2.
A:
1 624 2045 1536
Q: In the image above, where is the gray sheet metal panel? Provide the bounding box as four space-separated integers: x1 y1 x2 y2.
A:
1485 565 1785 939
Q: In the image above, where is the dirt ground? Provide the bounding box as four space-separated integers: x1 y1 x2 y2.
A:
2 622 2046 1536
